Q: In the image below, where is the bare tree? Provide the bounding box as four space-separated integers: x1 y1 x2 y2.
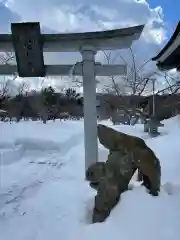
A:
154 71 180 94
120 47 155 96
0 80 10 99
101 48 154 96
101 51 126 96
0 52 15 65
98 49 157 124
17 81 29 96
0 52 17 96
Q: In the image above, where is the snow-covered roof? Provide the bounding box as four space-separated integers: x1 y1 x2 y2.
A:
152 21 180 71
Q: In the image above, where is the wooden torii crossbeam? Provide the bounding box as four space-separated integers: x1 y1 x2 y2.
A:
0 63 126 76
0 22 144 173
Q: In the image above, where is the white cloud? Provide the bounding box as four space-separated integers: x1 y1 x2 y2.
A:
5 0 167 44
0 0 170 93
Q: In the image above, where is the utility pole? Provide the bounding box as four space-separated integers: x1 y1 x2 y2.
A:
152 77 156 117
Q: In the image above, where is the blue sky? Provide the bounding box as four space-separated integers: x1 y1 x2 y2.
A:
148 0 179 39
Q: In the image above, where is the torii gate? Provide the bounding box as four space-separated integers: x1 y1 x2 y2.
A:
0 22 144 172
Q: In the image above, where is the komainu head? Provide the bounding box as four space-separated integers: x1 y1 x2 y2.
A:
86 162 106 190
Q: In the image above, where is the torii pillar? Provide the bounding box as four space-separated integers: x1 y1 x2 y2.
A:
80 46 97 170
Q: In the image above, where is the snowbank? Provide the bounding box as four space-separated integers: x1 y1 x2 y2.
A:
0 120 84 147
0 144 24 166
0 117 180 240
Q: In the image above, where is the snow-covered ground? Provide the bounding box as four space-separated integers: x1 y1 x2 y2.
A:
1 116 180 240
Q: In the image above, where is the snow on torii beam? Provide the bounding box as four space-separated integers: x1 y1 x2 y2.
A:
0 22 144 172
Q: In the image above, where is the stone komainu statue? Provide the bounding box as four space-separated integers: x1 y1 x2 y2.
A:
86 124 161 223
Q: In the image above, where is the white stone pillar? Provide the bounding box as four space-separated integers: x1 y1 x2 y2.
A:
80 46 98 171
